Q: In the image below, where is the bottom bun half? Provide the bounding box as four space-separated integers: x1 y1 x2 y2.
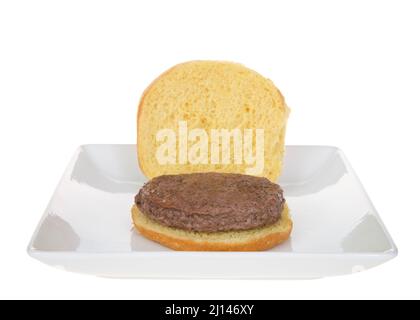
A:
131 204 292 251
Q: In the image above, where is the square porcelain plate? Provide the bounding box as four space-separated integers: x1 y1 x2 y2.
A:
28 145 397 279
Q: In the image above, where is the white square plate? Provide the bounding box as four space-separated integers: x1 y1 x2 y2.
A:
28 145 397 279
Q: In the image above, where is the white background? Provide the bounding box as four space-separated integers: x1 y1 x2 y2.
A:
0 0 419 299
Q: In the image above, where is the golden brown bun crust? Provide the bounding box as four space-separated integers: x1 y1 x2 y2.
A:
131 204 292 251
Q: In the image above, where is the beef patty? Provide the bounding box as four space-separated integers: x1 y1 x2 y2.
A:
135 172 285 232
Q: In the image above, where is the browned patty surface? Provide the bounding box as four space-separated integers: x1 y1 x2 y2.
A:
135 172 285 232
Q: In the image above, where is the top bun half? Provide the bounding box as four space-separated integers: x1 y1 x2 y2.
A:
137 61 289 181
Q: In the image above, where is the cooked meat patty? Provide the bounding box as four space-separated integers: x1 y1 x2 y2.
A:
134 172 285 232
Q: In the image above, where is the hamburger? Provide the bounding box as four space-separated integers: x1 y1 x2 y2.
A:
132 61 291 251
